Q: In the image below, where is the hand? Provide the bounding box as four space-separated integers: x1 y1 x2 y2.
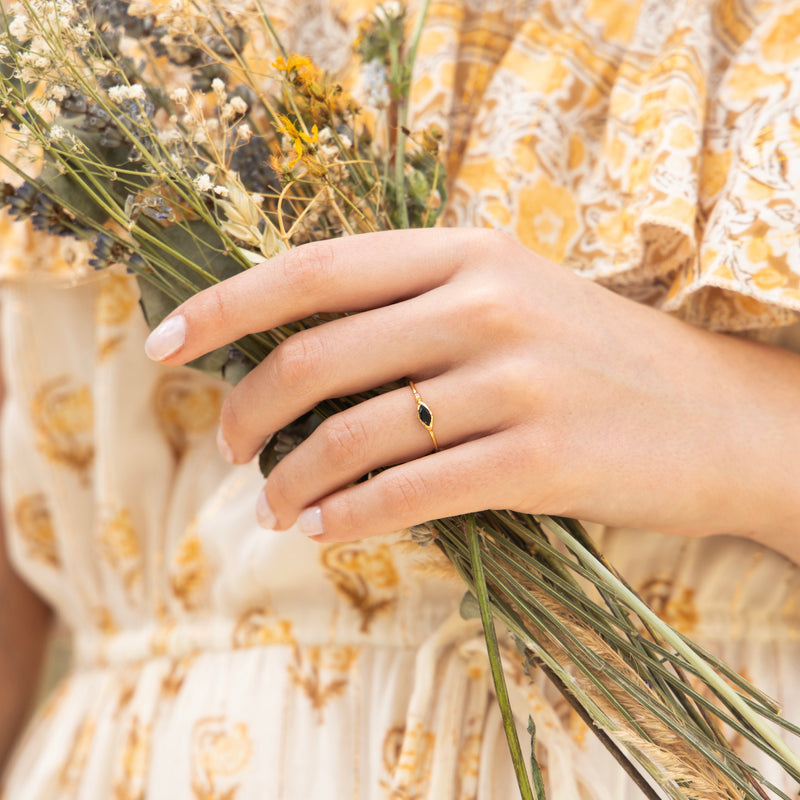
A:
144 228 800 557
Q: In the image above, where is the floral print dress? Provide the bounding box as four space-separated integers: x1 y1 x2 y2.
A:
2 0 800 798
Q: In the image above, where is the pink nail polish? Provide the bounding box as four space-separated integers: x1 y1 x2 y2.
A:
144 315 186 361
255 490 277 530
297 506 324 537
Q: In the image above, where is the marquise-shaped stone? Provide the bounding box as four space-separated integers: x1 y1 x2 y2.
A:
417 403 433 427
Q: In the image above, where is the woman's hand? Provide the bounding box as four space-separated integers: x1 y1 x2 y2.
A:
144 228 800 559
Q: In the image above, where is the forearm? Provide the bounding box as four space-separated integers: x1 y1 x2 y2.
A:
0 537 51 774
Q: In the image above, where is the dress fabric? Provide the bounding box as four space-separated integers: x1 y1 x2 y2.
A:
1 1 800 798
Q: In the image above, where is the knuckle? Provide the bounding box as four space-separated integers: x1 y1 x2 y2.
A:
381 469 429 519
458 278 512 333
461 226 509 260
284 240 336 298
270 332 325 397
206 281 236 327
317 414 368 470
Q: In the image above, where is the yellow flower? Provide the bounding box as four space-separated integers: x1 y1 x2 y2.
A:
273 54 321 94
272 54 313 74
276 115 319 168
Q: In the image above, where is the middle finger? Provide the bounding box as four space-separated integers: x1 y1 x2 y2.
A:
219 287 473 462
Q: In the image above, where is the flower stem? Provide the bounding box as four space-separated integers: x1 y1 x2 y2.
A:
466 514 538 800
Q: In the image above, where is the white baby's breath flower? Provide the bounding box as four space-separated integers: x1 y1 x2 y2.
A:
211 77 226 99
107 85 127 103
49 85 69 102
377 0 402 20
229 96 247 115
48 124 68 142
213 185 229 197
8 15 30 42
19 66 38 83
157 128 183 146
108 83 147 103
235 122 253 142
170 87 189 105
30 97 58 118
0 45 10 58
193 173 213 192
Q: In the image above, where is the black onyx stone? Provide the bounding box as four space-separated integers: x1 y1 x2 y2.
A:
417 403 433 427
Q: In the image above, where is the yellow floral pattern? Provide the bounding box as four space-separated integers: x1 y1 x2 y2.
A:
638 578 700 636
58 719 96 793
320 540 400 632
170 524 209 612
152 373 224 460
31 376 94 483
190 717 253 800
289 645 361 722
112 717 151 800
232 607 296 649
13 493 59 568
96 272 140 359
413 0 800 331
98 508 143 603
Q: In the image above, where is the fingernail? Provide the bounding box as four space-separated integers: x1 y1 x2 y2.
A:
255 490 277 530
216 425 235 464
144 315 186 361
297 506 324 537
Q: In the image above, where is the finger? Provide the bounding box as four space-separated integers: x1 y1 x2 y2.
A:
260 370 511 528
218 288 470 462
281 431 524 542
144 228 482 365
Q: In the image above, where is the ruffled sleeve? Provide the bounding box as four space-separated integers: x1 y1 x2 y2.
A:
415 0 800 332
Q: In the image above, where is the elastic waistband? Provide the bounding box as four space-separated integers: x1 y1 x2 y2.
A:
71 613 439 669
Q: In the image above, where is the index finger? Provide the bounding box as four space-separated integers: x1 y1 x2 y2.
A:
143 227 477 365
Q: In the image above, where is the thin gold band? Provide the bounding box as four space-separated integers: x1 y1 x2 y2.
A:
408 380 439 452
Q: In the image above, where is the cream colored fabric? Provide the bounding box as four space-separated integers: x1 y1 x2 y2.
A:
2 1 800 798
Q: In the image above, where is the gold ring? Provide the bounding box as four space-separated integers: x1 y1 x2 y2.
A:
408 380 439 452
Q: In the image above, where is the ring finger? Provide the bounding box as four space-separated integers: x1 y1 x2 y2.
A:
258 370 510 530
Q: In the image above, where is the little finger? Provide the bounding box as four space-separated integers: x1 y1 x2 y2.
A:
287 431 525 542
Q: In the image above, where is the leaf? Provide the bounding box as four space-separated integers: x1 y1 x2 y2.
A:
134 220 255 381
528 717 548 799
460 590 481 620
37 114 147 225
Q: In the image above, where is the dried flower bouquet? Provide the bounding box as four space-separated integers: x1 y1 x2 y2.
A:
1 2 799 798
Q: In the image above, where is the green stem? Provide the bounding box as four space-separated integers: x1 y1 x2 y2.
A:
465 515 537 800
539 516 800 779
392 0 432 229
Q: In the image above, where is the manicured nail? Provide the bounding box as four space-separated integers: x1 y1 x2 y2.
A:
297 506 324 537
255 489 277 530
144 315 186 361
216 425 235 464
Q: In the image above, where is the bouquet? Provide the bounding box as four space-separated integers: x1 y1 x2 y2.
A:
2 1 799 797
